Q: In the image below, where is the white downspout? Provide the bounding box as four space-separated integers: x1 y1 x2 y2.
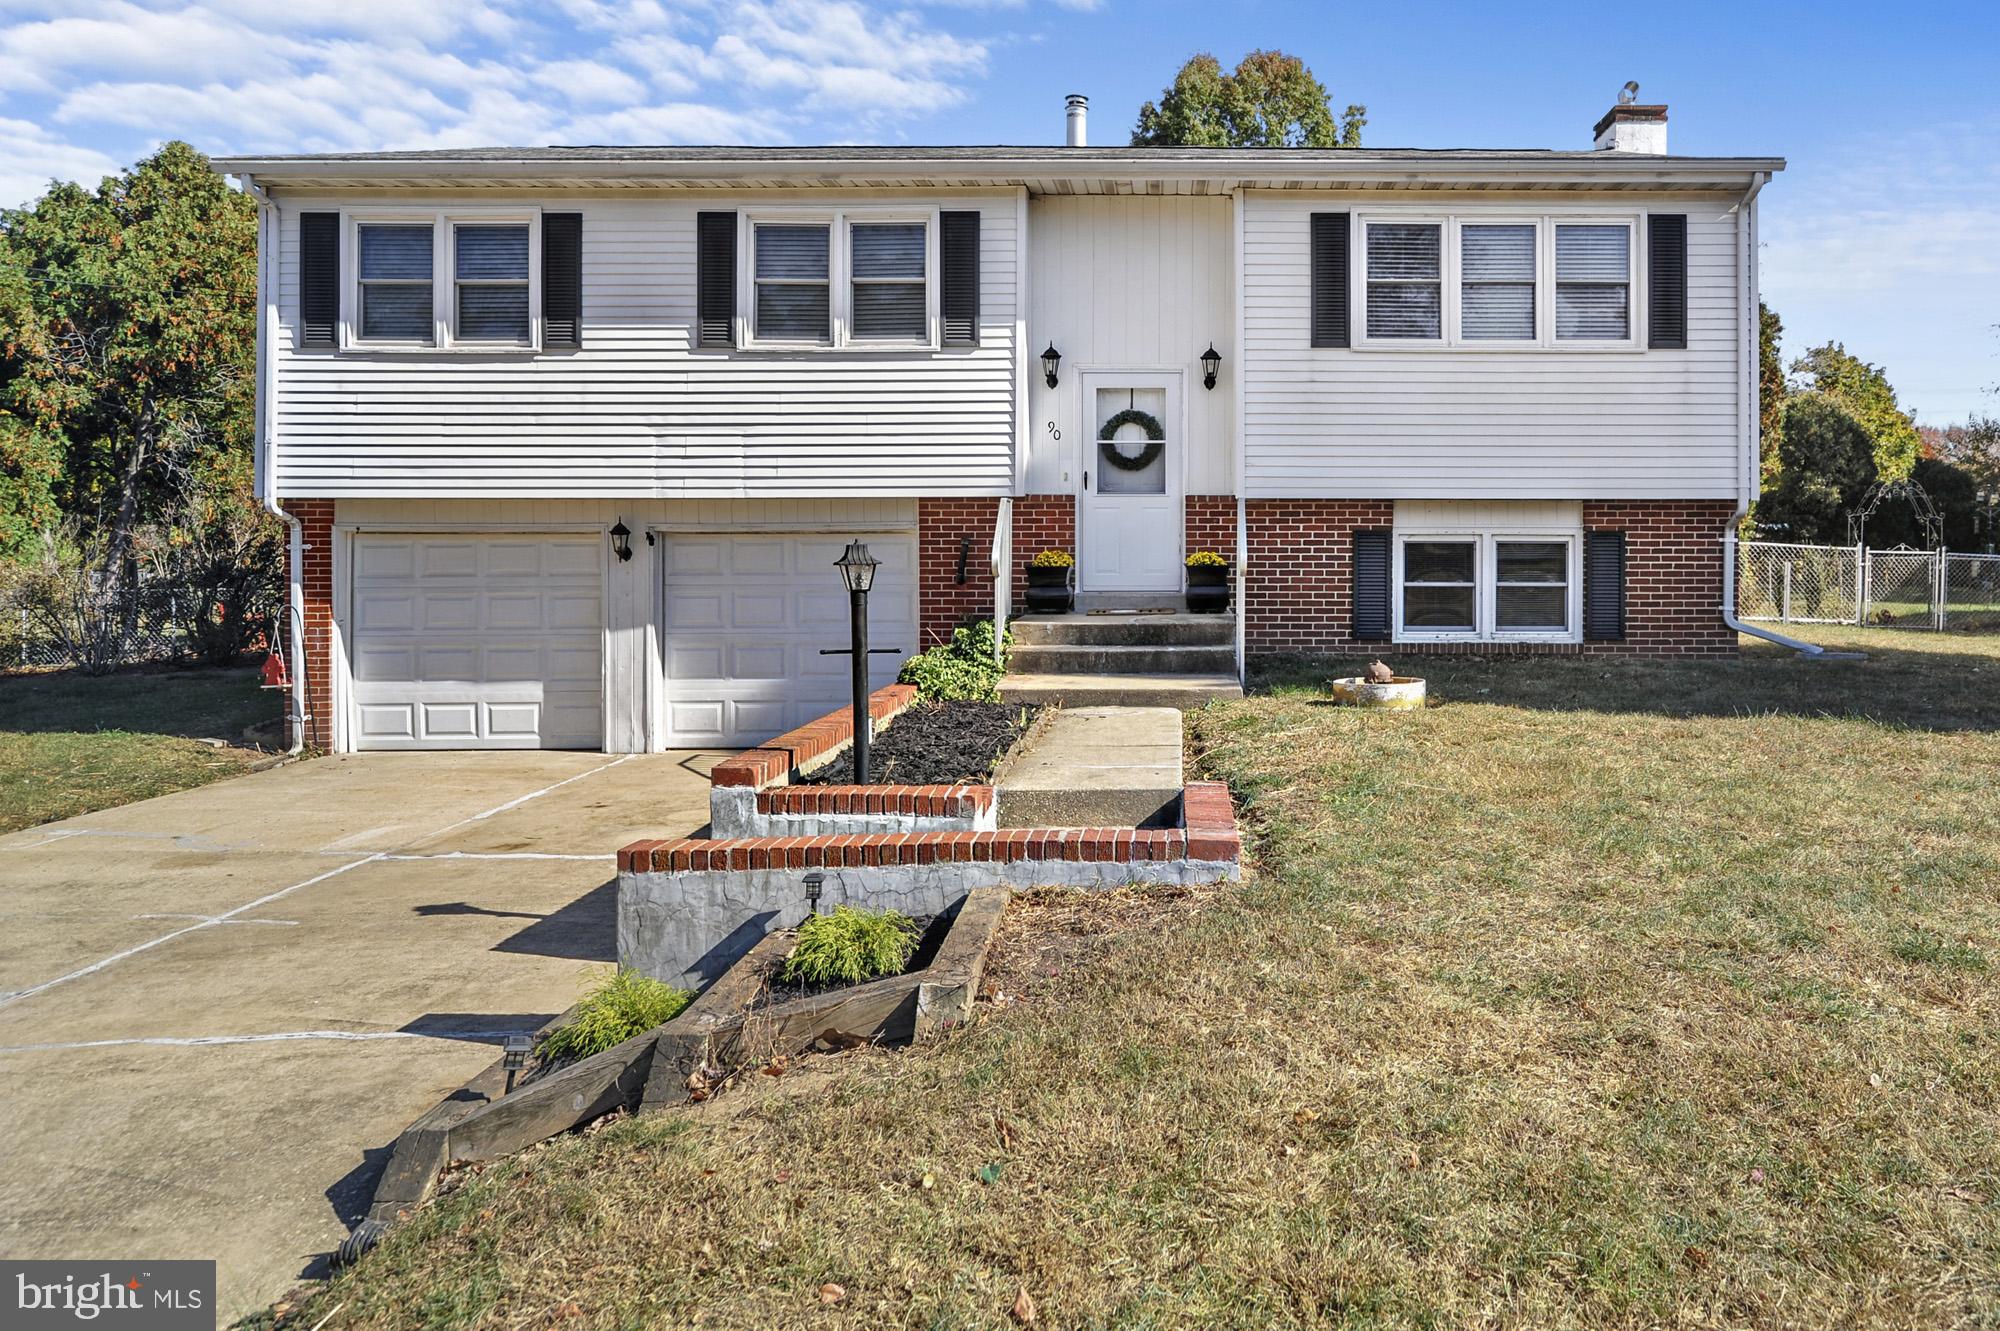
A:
239 173 310 750
1231 185 1248 686
1719 171 1825 658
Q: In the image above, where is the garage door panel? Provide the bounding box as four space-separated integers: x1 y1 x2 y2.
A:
664 532 917 748
351 533 603 751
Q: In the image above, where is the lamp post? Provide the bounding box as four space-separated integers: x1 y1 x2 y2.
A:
833 540 881 783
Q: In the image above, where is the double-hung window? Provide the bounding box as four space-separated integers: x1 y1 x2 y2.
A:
347 212 541 350
744 212 935 348
1554 224 1632 341
1459 224 1536 341
1365 222 1443 340
754 223 833 343
1396 533 1579 642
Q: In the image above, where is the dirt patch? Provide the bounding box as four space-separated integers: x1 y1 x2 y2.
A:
979 882 1218 1006
803 700 1040 785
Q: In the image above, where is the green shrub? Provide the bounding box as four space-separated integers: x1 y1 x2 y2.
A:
779 906 920 986
535 967 694 1063
898 619 1010 702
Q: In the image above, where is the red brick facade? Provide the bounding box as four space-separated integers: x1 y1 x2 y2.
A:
916 494 1073 643
1583 500 1737 655
1242 499 1396 654
284 499 336 750
1184 494 1237 564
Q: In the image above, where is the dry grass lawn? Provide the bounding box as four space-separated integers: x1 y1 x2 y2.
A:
274 627 1999 1331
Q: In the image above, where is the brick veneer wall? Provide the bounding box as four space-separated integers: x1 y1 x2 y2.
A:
285 499 336 750
1185 494 1237 565
916 495 1074 642
1242 498 1736 658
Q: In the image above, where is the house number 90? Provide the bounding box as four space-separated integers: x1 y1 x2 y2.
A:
1046 421 1061 441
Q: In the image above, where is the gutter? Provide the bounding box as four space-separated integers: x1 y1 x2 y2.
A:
238 173 310 751
1718 171 1828 659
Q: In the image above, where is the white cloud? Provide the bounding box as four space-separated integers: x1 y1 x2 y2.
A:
0 114 121 206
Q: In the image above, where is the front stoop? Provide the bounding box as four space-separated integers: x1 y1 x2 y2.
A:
1000 609 1243 707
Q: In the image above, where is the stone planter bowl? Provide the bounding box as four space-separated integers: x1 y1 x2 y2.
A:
1328 676 1427 710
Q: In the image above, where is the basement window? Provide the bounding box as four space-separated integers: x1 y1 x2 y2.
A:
1395 532 1580 643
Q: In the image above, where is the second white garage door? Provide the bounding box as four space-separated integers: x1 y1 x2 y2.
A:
663 533 918 747
350 533 604 750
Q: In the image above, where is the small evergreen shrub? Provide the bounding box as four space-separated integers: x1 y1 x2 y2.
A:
899 619 1010 702
779 906 921 986
535 968 694 1063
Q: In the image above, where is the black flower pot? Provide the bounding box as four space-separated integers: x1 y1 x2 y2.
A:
1024 564 1074 614
1185 563 1231 614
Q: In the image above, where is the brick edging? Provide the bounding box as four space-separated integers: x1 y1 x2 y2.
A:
623 780 1240 874
756 784 994 818
709 683 920 789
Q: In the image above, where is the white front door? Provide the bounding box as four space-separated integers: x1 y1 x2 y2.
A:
1078 372 1183 593
661 532 918 748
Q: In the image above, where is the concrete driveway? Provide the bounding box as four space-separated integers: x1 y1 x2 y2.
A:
0 750 717 1322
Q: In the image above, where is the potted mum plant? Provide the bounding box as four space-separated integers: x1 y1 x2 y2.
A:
1025 549 1075 614
1184 550 1231 613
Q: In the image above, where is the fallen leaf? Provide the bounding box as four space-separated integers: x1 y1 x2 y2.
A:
774 1170 792 1183
920 1171 935 1190
1293 1108 1319 1126
1012 1287 1038 1324
1403 1148 1421 1170
819 1283 846 1306
977 1160 1005 1186
995 1116 1019 1149
1868 1073 1883 1088
1749 1168 1765 1184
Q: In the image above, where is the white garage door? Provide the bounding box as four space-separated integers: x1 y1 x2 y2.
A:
663 533 918 747
350 533 604 750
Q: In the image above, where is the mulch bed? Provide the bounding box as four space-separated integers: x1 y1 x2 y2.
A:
803 700 1040 786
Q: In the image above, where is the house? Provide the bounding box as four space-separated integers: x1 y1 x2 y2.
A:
215 93 1781 754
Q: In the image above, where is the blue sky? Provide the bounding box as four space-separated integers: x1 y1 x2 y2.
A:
3 0 1995 422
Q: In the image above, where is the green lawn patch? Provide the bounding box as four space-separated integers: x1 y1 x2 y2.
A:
279 626 2000 1330
0 665 280 833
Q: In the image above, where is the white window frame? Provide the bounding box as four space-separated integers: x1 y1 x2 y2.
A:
738 207 939 351
1352 211 1643 353
1551 217 1638 348
339 208 544 353
1393 530 1582 644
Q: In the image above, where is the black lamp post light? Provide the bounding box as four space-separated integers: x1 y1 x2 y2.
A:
820 539 900 784
1201 343 1221 391
1041 342 1062 389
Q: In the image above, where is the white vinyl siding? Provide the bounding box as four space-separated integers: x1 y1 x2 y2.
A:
275 192 1017 498
1243 193 1741 499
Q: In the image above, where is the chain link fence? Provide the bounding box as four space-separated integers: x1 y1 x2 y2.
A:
10 584 213 671
1739 541 2000 633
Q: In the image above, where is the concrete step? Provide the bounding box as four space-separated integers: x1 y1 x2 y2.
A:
1009 612 1234 648
999 672 1244 709
1007 643 1237 674
1072 592 1187 612
993 705 1184 828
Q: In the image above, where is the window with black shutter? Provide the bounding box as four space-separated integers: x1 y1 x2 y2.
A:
1647 213 1688 350
542 212 582 349
299 212 339 348
1310 212 1351 348
940 210 980 347
1583 530 1627 641
696 210 737 348
1352 530 1391 640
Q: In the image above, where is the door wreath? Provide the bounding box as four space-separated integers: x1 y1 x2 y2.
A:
1098 407 1165 472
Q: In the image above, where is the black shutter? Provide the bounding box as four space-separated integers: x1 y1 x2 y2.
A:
696 211 737 348
1352 530 1391 641
299 212 339 348
1647 214 1687 350
940 210 980 347
1310 212 1351 348
541 213 582 349
1584 530 1627 641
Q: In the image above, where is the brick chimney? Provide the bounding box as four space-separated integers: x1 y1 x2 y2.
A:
1594 83 1667 154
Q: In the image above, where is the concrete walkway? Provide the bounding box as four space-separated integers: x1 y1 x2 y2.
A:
0 750 718 1322
995 705 1184 827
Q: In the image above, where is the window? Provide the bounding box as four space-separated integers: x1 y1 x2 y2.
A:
1401 540 1476 631
1395 533 1580 642
850 222 926 341
357 224 434 343
453 224 530 343
1460 224 1536 341
1366 223 1442 340
754 223 831 342
1555 224 1631 341
1494 541 1570 632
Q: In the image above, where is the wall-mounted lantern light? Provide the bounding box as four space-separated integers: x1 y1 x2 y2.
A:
609 519 633 562
1041 342 1062 389
1201 344 1221 391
